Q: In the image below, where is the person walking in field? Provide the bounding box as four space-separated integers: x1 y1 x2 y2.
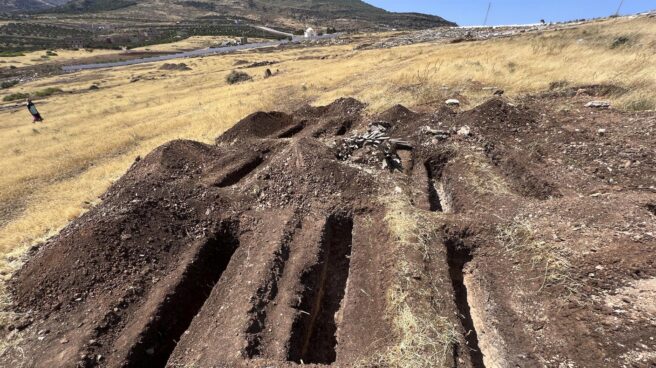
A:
26 99 44 123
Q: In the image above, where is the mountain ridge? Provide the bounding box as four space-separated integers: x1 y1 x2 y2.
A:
0 0 457 30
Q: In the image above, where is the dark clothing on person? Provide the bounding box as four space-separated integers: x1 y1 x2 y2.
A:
27 101 43 122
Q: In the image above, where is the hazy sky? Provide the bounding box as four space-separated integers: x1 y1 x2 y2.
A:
367 0 656 26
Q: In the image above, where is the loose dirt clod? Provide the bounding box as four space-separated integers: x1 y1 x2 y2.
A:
3 93 656 368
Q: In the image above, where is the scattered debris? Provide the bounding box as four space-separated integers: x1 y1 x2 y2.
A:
356 24 548 50
338 121 412 171
421 126 451 140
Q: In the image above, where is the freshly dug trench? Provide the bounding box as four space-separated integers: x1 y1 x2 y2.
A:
287 214 354 364
244 220 296 358
446 239 485 368
425 160 444 212
278 122 306 138
215 155 264 187
123 229 239 367
423 155 451 212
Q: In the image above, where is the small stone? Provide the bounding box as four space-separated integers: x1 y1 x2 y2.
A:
597 128 607 135
586 101 610 108
60 338 69 344
595 265 604 270
457 126 471 136
588 273 595 278
445 99 460 106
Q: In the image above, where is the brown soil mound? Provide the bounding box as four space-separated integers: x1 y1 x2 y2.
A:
216 111 295 144
3 94 656 368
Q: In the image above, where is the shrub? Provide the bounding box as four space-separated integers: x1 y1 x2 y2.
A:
623 98 654 111
3 92 29 101
34 87 63 97
611 36 631 49
226 70 251 84
549 80 569 90
1 80 19 89
0 51 25 57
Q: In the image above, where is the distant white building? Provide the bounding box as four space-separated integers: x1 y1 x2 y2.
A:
304 27 317 38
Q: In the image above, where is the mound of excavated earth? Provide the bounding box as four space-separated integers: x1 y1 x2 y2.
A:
2 93 655 368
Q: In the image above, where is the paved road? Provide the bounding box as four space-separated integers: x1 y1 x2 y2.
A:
62 33 337 72
254 25 294 38
62 40 286 72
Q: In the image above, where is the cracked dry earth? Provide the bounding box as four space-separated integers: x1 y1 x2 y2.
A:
2 92 655 368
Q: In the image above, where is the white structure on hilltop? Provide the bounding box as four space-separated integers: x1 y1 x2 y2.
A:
304 27 317 38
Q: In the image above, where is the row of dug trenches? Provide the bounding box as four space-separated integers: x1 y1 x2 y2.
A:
4 96 656 367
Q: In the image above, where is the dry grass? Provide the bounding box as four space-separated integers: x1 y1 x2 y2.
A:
0 15 653 304
0 35 266 68
358 194 456 368
459 150 512 195
497 217 575 292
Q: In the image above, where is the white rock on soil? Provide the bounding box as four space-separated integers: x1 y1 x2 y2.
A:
445 99 460 106
586 101 610 108
457 126 471 136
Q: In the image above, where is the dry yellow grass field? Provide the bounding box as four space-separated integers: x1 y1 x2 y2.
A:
0 35 267 68
0 14 654 301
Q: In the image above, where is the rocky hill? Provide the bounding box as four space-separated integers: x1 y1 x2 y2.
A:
0 0 456 30
0 0 69 13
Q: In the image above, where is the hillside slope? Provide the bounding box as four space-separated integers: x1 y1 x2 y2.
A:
0 0 68 13
1 0 456 30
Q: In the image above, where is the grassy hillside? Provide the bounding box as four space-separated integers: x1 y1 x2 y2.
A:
0 14 654 315
0 0 454 51
0 0 70 13
53 0 138 13
2 0 455 30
